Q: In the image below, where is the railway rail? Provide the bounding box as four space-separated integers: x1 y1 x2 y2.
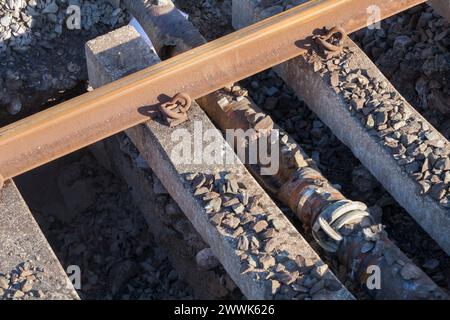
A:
1 0 449 300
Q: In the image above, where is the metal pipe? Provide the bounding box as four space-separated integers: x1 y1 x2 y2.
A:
199 90 447 299
0 0 425 182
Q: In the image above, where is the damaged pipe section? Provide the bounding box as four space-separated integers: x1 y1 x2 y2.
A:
198 89 447 300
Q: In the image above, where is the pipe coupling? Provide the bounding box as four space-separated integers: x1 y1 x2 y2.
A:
312 200 373 253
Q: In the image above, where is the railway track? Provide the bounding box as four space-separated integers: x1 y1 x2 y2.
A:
1 0 449 300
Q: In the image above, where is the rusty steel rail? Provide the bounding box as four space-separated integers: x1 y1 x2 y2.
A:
198 90 447 300
129 0 443 299
0 0 425 186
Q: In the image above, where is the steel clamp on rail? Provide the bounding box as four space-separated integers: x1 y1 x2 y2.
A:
315 26 347 55
160 92 192 127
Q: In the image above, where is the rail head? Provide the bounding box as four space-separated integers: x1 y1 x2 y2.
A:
0 0 426 183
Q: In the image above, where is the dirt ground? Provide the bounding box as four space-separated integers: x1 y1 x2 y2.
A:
15 149 194 299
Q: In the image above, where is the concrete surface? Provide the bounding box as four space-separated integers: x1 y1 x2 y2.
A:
0 180 79 300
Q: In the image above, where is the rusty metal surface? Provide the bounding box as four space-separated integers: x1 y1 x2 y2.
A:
0 0 425 181
159 92 192 127
200 89 447 299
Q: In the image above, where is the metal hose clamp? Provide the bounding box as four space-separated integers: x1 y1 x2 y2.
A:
312 200 372 252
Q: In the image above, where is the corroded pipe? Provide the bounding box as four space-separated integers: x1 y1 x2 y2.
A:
199 89 447 299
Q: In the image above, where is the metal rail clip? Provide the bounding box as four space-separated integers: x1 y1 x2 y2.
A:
315 26 347 54
160 93 192 127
